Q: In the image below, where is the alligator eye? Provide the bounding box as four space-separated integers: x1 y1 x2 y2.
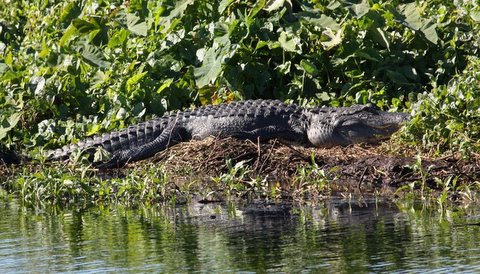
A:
362 104 378 114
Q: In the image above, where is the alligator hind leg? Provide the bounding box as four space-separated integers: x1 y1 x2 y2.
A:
97 125 190 168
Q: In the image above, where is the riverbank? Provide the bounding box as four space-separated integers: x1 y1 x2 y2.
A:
1 137 479 207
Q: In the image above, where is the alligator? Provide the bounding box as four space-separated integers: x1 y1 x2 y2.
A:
1 100 410 168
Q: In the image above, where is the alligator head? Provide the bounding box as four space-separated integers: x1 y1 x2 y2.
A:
307 104 410 147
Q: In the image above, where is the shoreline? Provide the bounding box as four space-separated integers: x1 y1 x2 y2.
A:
1 137 479 207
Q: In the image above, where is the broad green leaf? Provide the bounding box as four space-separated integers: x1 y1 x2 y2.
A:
264 0 288 12
349 0 370 18
59 25 77 47
250 0 266 18
29 76 46 95
81 45 111 68
108 29 128 48
370 28 390 50
255 40 269 50
156 78 174 94
300 59 318 76
218 0 234 14
91 71 106 87
0 63 7 74
194 47 223 88
386 70 408 84
355 48 383 62
420 19 438 44
398 3 422 30
161 0 195 33
0 112 22 141
321 28 342 50
93 147 112 163
72 18 98 33
126 13 148 36
87 124 102 136
278 31 297 52
297 13 340 31
59 1 81 25
126 71 147 92
471 8 480 22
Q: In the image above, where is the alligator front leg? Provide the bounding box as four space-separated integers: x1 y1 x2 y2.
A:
230 126 308 145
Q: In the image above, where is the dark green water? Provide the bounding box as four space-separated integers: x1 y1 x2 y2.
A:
1 199 480 273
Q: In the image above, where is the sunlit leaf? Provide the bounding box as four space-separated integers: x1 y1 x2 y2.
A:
264 0 290 12
420 19 438 44
160 0 195 33
349 0 370 18
321 28 342 50
218 0 234 14
278 31 297 52
300 59 318 76
29 76 46 95
72 18 98 33
126 71 147 92
59 25 77 46
471 8 480 22
398 3 422 30
81 45 111 68
194 47 223 88
126 13 148 36
0 112 22 140
298 13 340 31
250 0 266 18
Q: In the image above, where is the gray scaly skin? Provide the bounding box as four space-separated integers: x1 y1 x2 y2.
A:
45 99 410 168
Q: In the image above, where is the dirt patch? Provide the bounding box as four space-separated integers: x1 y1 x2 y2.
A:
132 137 480 200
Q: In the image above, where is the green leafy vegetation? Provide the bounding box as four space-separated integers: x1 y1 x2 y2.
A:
1 0 480 205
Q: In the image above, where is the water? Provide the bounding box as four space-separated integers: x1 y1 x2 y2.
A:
1 199 479 273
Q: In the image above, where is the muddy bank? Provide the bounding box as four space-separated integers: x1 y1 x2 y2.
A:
1 137 479 206
136 137 480 200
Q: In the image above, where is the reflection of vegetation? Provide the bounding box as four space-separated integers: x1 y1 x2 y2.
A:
1 200 480 272
1 1 480 204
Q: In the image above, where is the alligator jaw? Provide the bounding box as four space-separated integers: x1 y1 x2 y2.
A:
337 109 411 145
307 105 410 147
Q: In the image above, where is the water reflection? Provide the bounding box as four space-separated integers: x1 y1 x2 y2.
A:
0 199 479 273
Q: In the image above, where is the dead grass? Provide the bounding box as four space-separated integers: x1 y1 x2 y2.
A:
129 137 480 200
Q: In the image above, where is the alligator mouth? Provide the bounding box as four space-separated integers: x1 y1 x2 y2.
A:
341 111 410 144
